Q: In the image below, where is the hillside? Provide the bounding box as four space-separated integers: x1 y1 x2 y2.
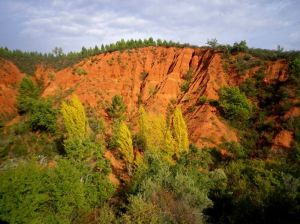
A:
0 41 299 224
0 46 291 147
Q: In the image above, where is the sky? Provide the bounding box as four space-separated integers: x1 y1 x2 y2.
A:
0 0 299 53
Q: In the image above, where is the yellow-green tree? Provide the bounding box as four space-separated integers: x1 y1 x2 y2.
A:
138 107 175 163
61 95 88 139
116 121 134 166
172 106 189 154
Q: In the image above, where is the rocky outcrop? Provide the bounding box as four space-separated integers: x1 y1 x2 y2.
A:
0 46 289 148
0 59 24 119
41 47 239 147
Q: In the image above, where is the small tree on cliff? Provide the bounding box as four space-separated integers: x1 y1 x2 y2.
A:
17 76 40 113
107 95 127 121
61 95 89 139
172 107 189 155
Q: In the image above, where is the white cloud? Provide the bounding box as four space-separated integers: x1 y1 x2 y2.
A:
1 0 299 51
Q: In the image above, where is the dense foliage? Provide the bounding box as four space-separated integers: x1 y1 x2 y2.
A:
218 86 252 124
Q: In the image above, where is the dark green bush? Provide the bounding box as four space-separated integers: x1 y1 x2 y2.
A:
73 66 87 75
207 159 300 224
231 40 248 53
219 86 252 122
197 95 207 105
28 99 57 133
221 141 248 159
180 81 190 92
288 56 300 96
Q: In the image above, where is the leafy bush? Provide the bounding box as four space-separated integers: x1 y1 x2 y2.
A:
180 81 190 92
197 95 207 105
231 40 248 53
125 156 214 224
73 66 87 75
180 69 193 93
219 86 252 122
221 141 248 159
0 159 115 224
29 99 57 133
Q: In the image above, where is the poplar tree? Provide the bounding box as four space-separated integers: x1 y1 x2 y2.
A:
138 106 175 163
61 94 88 139
116 121 134 166
172 107 189 154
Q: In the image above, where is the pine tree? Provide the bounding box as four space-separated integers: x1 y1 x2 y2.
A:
172 107 189 155
61 95 88 139
107 95 127 121
17 76 40 113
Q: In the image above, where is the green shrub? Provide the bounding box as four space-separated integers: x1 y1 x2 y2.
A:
183 69 193 81
221 141 248 159
28 99 57 133
88 116 106 135
208 99 219 107
126 156 213 224
235 57 248 76
197 95 207 105
206 38 219 49
180 81 190 92
12 121 30 135
73 66 87 75
231 40 248 53
219 86 252 122
0 157 115 224
180 69 194 93
288 56 300 96
64 138 102 164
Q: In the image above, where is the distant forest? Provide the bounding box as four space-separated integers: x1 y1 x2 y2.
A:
1 38 299 75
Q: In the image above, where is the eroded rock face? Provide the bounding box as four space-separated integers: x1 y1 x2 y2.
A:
0 59 24 119
0 47 289 148
42 47 238 147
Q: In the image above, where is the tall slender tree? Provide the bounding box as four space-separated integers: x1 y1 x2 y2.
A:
61 95 88 139
172 106 189 155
